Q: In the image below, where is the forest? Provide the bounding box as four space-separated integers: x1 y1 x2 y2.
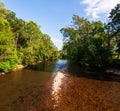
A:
0 2 120 73
61 4 120 67
0 2 120 111
0 2 59 72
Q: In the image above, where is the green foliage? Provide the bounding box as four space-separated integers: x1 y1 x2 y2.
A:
0 3 59 72
0 2 8 19
107 4 120 59
0 56 18 72
0 61 11 72
8 55 18 69
61 5 120 66
0 2 120 72
0 18 18 72
61 15 114 65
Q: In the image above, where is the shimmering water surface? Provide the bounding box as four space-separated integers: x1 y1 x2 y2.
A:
0 60 120 111
0 60 68 110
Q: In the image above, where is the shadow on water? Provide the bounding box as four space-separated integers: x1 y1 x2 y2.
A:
29 60 120 82
29 60 68 74
67 61 120 82
28 61 55 72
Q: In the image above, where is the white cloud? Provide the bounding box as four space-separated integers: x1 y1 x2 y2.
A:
81 0 120 19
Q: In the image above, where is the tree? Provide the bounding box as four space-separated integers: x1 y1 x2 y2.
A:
39 34 59 61
0 2 8 19
107 4 120 59
6 11 25 48
61 15 112 65
0 19 18 72
0 2 59 72
19 21 42 64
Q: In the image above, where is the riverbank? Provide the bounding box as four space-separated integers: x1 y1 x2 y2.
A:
0 61 43 76
0 65 26 76
78 61 120 76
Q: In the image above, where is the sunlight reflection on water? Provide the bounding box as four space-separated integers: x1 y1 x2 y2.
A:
52 60 68 75
51 60 68 107
52 60 68 107
52 71 65 107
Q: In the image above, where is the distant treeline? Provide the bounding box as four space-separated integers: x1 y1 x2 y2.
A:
0 2 59 72
60 4 120 67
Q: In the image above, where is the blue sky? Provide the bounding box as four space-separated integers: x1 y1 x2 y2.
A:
2 0 120 49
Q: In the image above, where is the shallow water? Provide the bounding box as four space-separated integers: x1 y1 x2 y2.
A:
0 60 120 111
0 60 67 110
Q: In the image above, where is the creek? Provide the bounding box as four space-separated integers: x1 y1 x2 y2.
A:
0 60 120 111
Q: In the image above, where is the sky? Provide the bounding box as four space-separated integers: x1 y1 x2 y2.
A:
2 0 120 49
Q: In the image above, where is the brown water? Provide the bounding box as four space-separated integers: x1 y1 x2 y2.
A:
0 60 120 111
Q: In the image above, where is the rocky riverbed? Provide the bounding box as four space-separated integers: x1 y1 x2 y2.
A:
0 60 120 111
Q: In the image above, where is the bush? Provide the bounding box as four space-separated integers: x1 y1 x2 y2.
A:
0 57 18 72
8 56 18 69
0 61 11 72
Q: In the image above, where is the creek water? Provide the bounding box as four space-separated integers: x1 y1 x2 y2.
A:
0 60 68 110
0 60 120 111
